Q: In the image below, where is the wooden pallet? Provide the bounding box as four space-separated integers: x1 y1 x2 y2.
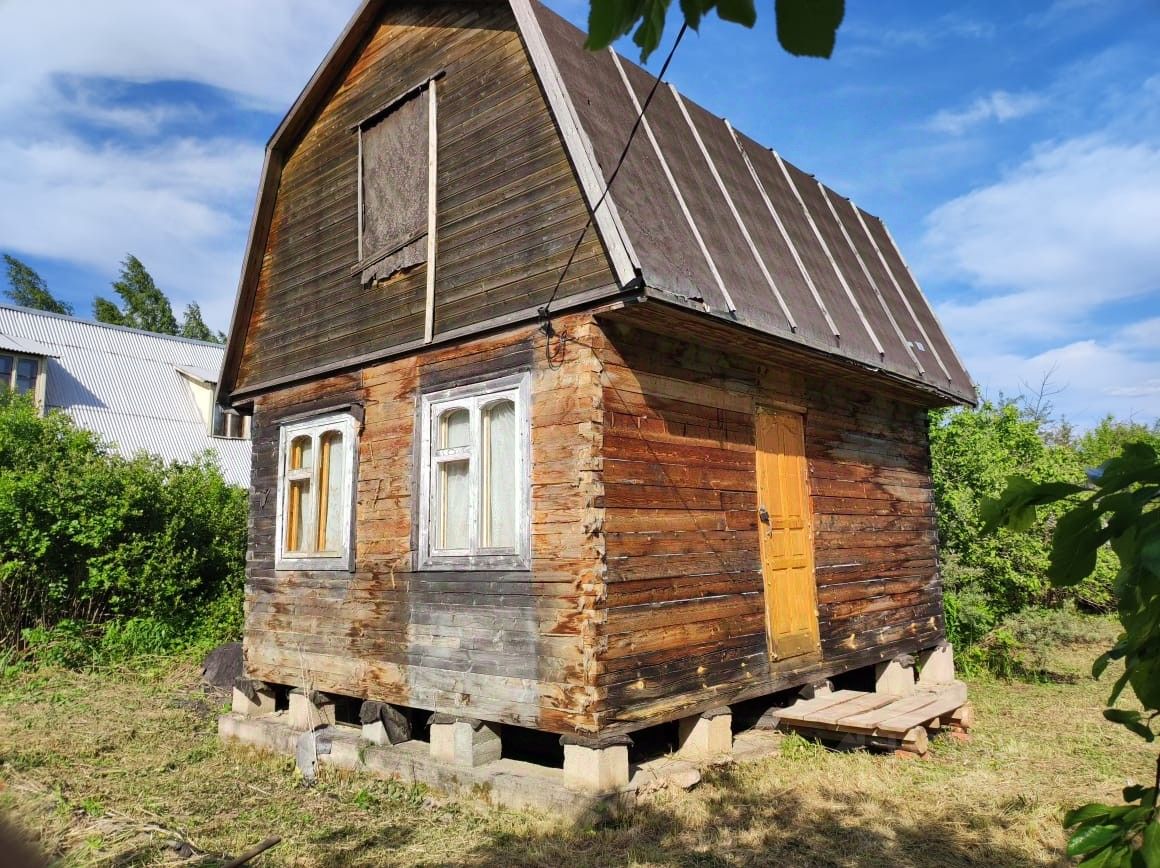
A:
763 681 970 756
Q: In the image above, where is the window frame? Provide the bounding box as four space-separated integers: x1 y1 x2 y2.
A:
417 373 531 572
274 412 358 572
0 353 46 409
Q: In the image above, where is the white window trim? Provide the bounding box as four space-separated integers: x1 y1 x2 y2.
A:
418 372 531 571
275 412 358 572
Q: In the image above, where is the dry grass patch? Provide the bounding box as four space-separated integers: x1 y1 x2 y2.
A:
0 622 1151 867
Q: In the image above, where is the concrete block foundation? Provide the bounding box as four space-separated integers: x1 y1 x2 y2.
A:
288 689 336 731
676 709 733 760
875 656 916 697
429 716 502 767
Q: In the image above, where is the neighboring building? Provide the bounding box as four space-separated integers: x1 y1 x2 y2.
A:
217 0 975 791
0 304 250 486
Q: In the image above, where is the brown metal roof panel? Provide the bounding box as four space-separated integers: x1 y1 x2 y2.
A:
801 178 922 378
619 67 775 318
531 6 722 306
682 100 845 353
835 195 952 384
860 210 975 401
734 136 884 369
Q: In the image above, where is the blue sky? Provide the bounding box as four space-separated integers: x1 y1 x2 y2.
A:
0 0 1157 427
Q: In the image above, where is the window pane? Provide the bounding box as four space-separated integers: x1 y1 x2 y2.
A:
14 359 38 395
438 459 470 550
316 431 345 552
289 435 312 471
482 400 517 549
286 479 312 553
439 408 470 449
0 355 12 388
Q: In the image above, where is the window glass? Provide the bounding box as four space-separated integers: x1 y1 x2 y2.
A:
14 358 38 396
482 400 517 549
438 459 470 550
317 431 345 553
0 355 12 387
290 436 312 470
277 414 356 569
440 408 470 449
420 377 527 567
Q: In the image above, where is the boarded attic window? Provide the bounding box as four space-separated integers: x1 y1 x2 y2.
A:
357 79 438 285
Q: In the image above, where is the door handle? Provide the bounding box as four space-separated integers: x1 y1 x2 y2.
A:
758 506 770 524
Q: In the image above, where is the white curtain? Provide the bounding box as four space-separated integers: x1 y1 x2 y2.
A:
483 400 516 549
439 460 470 549
320 432 345 552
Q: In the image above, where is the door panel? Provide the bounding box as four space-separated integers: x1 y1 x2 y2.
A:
755 407 820 660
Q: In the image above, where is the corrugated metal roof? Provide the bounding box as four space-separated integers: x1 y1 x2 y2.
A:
0 332 57 357
531 2 974 403
0 305 250 486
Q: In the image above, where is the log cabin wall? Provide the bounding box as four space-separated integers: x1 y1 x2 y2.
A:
591 316 944 731
242 314 608 733
233 1 615 395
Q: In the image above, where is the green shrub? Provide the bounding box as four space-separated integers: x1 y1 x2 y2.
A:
0 392 246 665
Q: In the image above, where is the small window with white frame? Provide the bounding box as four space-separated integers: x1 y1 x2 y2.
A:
276 412 358 571
418 373 530 570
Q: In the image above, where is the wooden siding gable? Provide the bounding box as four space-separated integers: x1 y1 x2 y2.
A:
218 0 641 406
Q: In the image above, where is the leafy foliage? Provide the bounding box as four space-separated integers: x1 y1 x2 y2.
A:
0 392 245 664
929 401 1123 654
179 302 226 344
93 254 180 335
2 254 73 316
985 442 1160 865
584 0 843 61
92 254 225 343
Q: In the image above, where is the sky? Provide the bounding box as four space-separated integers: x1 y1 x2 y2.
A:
0 0 1157 428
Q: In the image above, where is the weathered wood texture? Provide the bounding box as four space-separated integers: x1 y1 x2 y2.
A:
243 314 608 733
233 2 615 394
243 307 947 736
591 314 945 728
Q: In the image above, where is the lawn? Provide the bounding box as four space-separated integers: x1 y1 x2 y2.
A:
0 618 1151 867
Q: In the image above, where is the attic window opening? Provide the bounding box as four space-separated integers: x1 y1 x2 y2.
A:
356 75 439 291
0 353 45 407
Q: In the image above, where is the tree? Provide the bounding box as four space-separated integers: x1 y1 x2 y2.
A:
2 255 74 316
585 0 844 61
179 302 226 344
93 255 180 336
985 444 1160 865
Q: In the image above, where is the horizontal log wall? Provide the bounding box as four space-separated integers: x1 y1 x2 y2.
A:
592 315 944 728
242 315 607 733
234 1 615 392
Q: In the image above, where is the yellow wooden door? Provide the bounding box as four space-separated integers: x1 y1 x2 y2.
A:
755 406 820 660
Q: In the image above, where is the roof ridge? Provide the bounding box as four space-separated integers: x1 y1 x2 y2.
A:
0 302 226 348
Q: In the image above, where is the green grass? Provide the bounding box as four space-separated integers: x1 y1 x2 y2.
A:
0 616 1152 867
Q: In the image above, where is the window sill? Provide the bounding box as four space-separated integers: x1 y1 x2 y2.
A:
275 555 353 572
417 553 530 573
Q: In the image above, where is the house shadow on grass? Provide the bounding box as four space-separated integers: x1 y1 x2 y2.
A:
445 767 1066 868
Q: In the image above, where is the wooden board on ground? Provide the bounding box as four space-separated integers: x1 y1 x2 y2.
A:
768 680 968 754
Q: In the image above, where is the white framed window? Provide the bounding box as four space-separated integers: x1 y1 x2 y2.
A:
418 373 530 570
275 412 358 571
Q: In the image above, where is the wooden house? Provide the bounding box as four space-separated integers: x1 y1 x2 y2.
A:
218 0 975 790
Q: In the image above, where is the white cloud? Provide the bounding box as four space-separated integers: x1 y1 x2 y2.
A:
0 1 359 115
960 334 1160 427
0 135 262 324
926 90 1046 135
0 0 363 330
921 135 1160 347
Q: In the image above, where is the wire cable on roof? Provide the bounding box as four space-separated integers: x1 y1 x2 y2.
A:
539 22 689 361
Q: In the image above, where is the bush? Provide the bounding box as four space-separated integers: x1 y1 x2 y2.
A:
0 392 246 665
930 404 1157 677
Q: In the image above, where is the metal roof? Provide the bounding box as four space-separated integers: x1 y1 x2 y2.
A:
529 2 974 403
219 0 974 406
0 305 250 486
